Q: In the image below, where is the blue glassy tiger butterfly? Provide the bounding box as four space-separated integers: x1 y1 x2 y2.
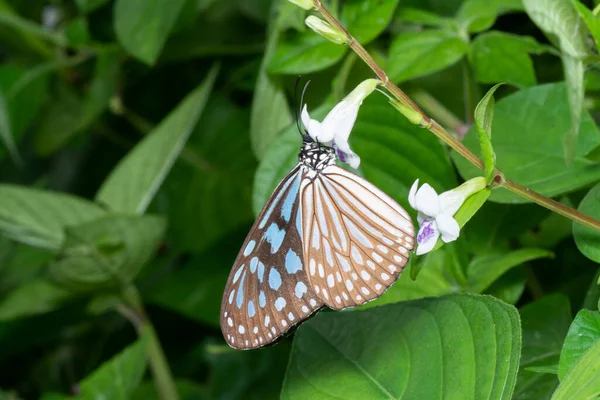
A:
221 87 415 350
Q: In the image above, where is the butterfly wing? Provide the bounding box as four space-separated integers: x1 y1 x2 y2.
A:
221 166 324 349
300 165 414 309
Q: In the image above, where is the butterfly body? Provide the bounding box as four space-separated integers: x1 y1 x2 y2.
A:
221 137 414 350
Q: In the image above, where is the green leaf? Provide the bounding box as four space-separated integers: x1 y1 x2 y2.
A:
163 96 256 253
114 0 188 65
475 83 502 183
573 182 600 263
466 248 554 293
456 0 499 32
250 20 292 159
64 17 90 47
453 83 600 203
471 31 546 87
514 294 572 400
395 8 452 27
254 95 456 216
0 64 48 161
552 339 600 399
0 185 106 250
341 0 400 44
96 65 218 214
523 0 591 59
133 379 209 400
148 237 234 326
0 88 21 165
48 215 166 292
388 30 468 83
75 0 109 13
573 0 600 53
558 309 600 380
35 51 120 156
78 330 148 400
282 294 520 399
0 279 72 320
561 54 585 166
268 32 347 74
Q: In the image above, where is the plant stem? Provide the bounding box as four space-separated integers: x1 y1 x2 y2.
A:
312 0 600 232
120 285 180 400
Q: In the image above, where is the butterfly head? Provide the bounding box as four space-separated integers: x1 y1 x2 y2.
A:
298 136 336 172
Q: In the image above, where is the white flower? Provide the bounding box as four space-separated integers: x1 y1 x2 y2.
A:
408 177 486 255
301 79 379 169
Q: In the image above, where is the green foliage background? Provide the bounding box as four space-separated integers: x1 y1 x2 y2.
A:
0 0 599 399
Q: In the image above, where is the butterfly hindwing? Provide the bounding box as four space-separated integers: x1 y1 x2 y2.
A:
301 165 414 309
220 166 324 349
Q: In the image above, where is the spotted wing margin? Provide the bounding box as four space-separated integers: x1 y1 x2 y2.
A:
300 165 415 310
221 165 324 350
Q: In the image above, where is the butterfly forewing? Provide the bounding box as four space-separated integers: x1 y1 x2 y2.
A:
301 165 414 309
221 166 324 349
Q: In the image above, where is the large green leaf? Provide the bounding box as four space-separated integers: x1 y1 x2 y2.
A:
148 233 239 326
0 279 72 320
250 8 293 160
573 181 600 263
254 95 456 215
514 294 572 400
96 65 218 214
470 31 546 88
340 0 400 44
558 309 600 380
388 30 468 83
78 331 149 400
75 0 109 13
0 185 106 250
282 294 520 399
466 248 554 293
114 0 188 64
453 83 600 203
523 0 590 165
35 51 120 156
48 215 166 292
163 95 256 253
552 339 600 399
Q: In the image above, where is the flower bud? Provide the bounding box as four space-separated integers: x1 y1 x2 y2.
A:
305 16 347 45
288 0 314 10
389 98 428 127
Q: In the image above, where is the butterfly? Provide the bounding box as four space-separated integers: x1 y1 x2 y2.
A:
221 105 415 350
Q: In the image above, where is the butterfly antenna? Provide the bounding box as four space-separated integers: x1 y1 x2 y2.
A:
298 79 312 136
293 76 303 135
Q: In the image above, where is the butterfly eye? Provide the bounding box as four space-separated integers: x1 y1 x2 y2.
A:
221 131 415 350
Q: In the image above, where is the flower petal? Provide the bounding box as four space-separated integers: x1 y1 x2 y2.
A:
416 218 440 255
301 104 325 142
408 179 419 209
417 211 427 225
436 214 460 243
333 140 360 168
320 100 357 143
438 190 467 216
301 104 311 131
414 183 440 217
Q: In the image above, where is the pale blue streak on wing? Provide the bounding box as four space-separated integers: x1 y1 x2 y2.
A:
259 291 266 308
257 261 265 283
248 300 256 317
295 281 307 298
250 257 258 273
265 223 285 253
269 268 282 290
285 249 302 274
236 271 246 308
259 168 299 229
281 173 301 222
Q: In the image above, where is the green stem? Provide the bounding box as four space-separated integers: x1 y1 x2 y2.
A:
312 0 600 232
120 286 179 400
